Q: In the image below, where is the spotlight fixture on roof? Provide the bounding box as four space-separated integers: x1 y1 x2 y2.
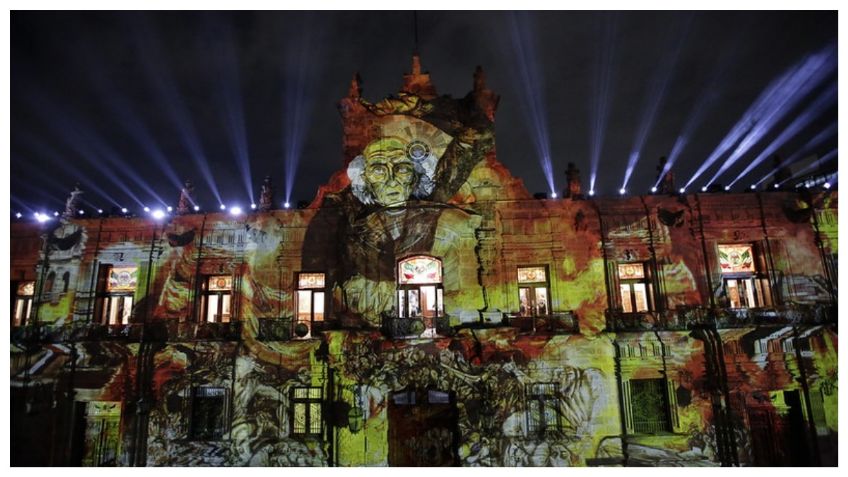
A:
679 188 686 194
78 210 85 215
166 206 173 212
701 186 708 192
774 183 780 189
250 203 257 210
550 192 558 199
144 206 151 213
34 212 50 223
750 185 756 190
152 209 166 220
220 204 226 210
651 186 657 193
284 202 291 209
229 206 242 216
194 205 201 211
121 207 129 214
619 188 626 195
724 186 730 191
15 212 22 219
97 209 104 214
53 211 60 217
588 190 595 197
824 182 831 189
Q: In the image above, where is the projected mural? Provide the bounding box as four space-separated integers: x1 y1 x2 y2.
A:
9 58 838 467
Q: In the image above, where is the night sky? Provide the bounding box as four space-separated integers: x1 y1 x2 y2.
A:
10 11 837 215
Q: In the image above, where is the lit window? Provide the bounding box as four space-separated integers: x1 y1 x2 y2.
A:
13 281 35 327
628 378 672 434
296 272 325 337
517 266 550 316
718 244 772 308
526 383 559 435
617 263 653 313
291 387 322 436
190 387 228 441
202 275 232 323
98 266 137 325
397 256 444 319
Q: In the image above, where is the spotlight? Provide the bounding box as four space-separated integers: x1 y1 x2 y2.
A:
750 185 756 190
97 209 104 214
219 204 226 210
619 188 626 195
15 212 22 219
651 186 657 193
151 209 166 220
194 205 200 211
824 182 831 189
701 186 707 192
724 186 730 191
550 192 557 199
588 190 595 197
679 188 686 194
284 202 291 209
229 206 242 216
34 212 49 223
53 211 59 217
250 203 257 210
774 184 780 189
78 210 85 215
166 206 173 212
121 207 129 214
144 206 151 213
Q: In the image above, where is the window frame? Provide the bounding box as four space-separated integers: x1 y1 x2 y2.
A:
396 256 444 319
718 243 773 309
201 275 233 323
616 262 654 313
516 265 551 317
96 265 138 326
525 382 560 436
188 386 229 441
295 272 327 332
12 280 35 327
290 386 323 438
626 378 673 435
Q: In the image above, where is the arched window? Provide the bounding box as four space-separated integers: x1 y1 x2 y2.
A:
45 271 56 295
62 271 70 293
396 255 444 319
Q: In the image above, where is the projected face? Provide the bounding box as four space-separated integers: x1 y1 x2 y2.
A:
362 137 417 206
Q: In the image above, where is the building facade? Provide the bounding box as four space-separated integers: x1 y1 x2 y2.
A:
10 59 838 466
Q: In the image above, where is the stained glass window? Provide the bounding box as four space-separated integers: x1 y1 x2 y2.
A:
617 263 645 280
298 273 325 289
292 387 322 436
17 281 34 296
398 256 442 285
517 266 547 283
13 281 35 327
106 266 137 292
618 263 652 313
718 244 756 274
207 275 232 291
203 276 232 323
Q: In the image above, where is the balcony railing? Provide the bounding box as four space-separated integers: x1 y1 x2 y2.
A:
11 320 243 344
256 317 292 341
505 312 579 334
381 315 452 339
606 303 836 332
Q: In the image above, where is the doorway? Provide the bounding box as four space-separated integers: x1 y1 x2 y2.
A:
387 389 459 466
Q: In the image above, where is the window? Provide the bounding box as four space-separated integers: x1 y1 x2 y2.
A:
397 256 444 319
13 281 35 327
76 401 122 466
291 387 322 436
526 383 559 435
628 378 672 434
202 275 232 323
718 244 772 309
99 266 137 325
617 263 653 313
517 266 550 316
190 387 228 441
296 273 325 336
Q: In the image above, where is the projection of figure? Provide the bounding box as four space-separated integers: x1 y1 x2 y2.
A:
62 184 84 219
259 176 275 211
177 179 195 215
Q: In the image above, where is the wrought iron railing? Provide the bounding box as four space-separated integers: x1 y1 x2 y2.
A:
606 303 836 331
505 312 579 334
381 315 452 338
256 317 292 341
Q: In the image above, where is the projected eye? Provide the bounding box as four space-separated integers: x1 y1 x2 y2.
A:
366 164 389 181
394 164 415 181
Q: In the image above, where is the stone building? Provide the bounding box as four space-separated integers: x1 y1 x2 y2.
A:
10 58 838 466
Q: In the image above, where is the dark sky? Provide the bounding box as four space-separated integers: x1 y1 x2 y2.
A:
10 11 837 214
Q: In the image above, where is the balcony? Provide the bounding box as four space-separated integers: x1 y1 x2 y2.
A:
381 315 452 339
256 317 292 341
505 312 579 334
606 303 836 332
